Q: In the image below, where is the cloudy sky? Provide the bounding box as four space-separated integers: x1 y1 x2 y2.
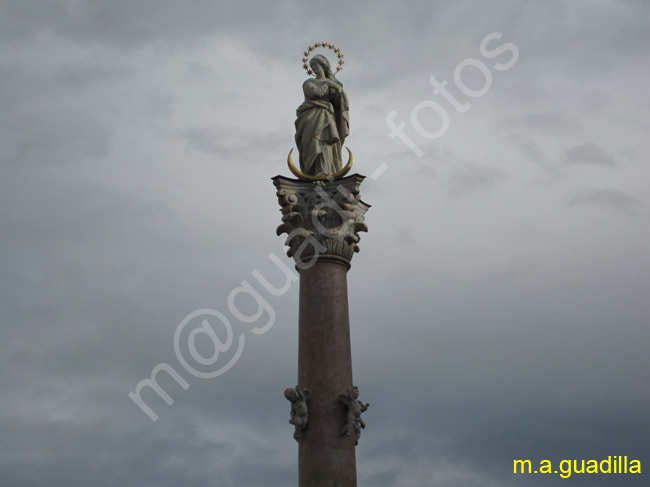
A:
1 1 649 486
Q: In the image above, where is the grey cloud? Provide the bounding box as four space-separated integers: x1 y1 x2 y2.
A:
417 164 438 180
180 125 286 161
447 162 507 195
2 1 650 486
565 188 642 213
499 110 580 134
0 1 279 47
564 142 616 166
2 108 114 165
182 126 233 158
0 59 130 167
504 133 550 169
0 62 130 107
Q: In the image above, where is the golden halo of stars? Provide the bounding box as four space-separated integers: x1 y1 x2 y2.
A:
302 42 344 76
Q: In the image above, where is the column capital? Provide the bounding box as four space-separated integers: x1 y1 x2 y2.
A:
273 174 370 267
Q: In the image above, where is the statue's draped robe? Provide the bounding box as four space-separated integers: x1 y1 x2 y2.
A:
295 78 350 176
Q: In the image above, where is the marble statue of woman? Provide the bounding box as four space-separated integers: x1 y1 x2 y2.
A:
295 54 350 177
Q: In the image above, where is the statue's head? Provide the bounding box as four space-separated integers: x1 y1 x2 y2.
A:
310 54 333 77
349 386 359 398
284 388 298 401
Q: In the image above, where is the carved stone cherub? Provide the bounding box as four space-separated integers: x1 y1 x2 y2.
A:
338 385 369 445
284 386 310 442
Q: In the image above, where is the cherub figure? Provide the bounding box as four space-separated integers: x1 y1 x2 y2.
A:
284 386 310 442
338 385 369 445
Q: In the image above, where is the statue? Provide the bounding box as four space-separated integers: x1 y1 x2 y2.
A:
338 385 369 445
284 386 310 442
294 43 350 178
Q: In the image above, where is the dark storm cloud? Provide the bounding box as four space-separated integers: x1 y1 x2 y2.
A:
2 1 649 487
350 245 650 486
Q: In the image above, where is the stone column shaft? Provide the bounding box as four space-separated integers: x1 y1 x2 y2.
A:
298 256 355 487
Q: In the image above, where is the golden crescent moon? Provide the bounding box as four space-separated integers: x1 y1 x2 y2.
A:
287 148 353 181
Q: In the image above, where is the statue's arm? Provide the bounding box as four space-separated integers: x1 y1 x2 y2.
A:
324 78 342 93
303 80 328 99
